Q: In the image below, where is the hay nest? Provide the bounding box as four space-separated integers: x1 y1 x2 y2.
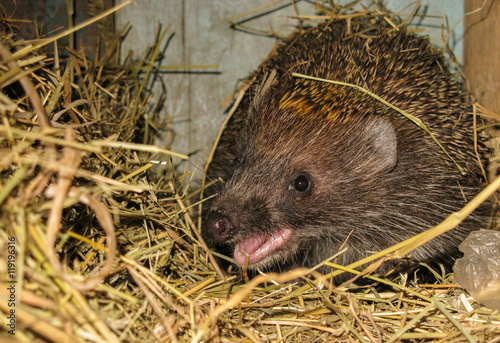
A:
1 1 499 342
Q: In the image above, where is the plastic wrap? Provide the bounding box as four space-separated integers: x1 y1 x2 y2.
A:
453 230 500 311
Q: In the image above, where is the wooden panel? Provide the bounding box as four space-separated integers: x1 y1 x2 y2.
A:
464 0 500 111
2 0 114 60
2 0 67 40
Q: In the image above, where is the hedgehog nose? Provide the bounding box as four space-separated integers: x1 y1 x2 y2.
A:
204 212 234 243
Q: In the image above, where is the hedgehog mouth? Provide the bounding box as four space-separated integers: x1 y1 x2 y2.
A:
233 227 293 266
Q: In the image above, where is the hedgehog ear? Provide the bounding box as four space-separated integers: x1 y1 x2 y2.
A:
360 117 398 175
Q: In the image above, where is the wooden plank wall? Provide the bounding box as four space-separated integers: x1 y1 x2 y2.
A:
464 0 499 112
2 0 114 60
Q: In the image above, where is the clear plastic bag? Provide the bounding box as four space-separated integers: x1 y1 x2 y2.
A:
453 229 500 311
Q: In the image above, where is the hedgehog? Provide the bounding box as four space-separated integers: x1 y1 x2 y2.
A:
202 18 489 281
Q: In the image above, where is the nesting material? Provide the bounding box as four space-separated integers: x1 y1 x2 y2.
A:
0 2 499 343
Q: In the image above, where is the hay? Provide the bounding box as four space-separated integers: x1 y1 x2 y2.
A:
1 1 499 342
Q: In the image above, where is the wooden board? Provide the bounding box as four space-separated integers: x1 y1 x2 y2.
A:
2 0 114 60
464 0 499 112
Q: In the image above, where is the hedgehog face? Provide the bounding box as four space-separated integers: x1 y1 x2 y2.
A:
204 105 399 271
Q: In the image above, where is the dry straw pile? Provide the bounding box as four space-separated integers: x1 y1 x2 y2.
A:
1 1 499 342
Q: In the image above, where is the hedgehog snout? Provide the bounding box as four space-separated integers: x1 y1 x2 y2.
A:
204 211 235 243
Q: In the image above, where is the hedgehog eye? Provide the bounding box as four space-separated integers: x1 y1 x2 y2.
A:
290 174 311 193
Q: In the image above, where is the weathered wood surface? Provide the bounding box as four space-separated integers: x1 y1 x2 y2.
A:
464 0 499 111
